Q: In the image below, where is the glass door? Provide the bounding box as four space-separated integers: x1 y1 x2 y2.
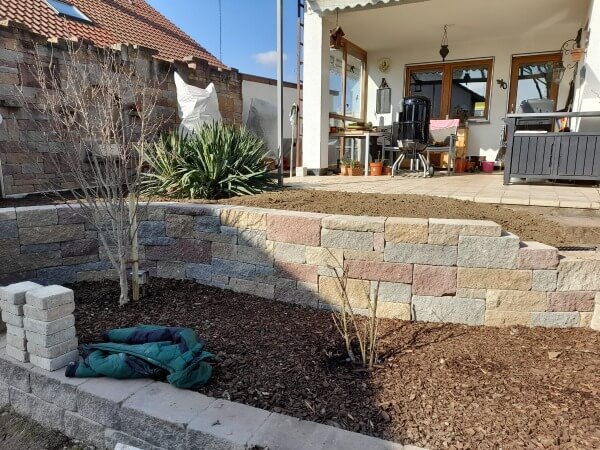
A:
508 53 562 114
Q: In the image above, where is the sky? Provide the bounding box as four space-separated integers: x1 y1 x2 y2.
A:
147 0 299 82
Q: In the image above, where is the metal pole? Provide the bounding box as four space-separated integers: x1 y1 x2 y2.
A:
277 0 284 186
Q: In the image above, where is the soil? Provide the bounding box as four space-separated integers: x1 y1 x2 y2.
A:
0 407 91 450
220 190 600 247
71 278 600 450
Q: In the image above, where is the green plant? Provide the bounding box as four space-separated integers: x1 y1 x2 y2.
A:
142 123 274 199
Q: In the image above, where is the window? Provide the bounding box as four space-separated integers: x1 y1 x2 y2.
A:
405 59 493 120
329 39 367 122
508 53 561 114
45 0 92 23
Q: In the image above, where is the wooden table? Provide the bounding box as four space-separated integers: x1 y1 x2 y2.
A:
330 130 388 176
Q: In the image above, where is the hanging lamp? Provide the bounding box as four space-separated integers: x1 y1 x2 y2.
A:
439 24 450 61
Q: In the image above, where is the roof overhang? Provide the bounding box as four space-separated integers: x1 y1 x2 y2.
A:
307 0 429 14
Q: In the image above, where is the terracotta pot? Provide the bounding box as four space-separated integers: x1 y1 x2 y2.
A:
571 48 584 62
454 158 467 174
339 164 348 176
369 161 384 176
348 166 363 176
383 166 393 175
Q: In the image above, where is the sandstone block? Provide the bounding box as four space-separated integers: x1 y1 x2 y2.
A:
532 270 558 292
322 215 385 232
273 242 306 264
27 338 78 359
412 265 457 296
429 218 502 237
457 233 520 269
374 281 411 303
0 301 23 315
2 310 23 327
518 241 559 269
24 303 75 322
345 260 412 283
557 259 600 291
385 217 428 244
321 229 373 251
6 346 28 362
412 296 485 325
343 250 384 262
221 208 266 231
486 290 547 312
7 332 26 351
0 281 42 305
146 239 211 264
156 261 186 280
547 291 595 312
29 350 79 371
385 243 457 266
485 310 531 327
530 312 580 328
24 315 75 335
377 302 411 320
25 285 73 310
238 230 267 248
373 232 385 252
274 261 318 284
456 288 487 299
457 268 532 290
16 206 58 227
306 247 343 268
19 224 85 245
592 294 600 331
26 327 76 348
319 276 370 309
236 245 273 267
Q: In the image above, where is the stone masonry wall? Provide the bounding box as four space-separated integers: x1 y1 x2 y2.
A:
1 202 599 330
0 20 243 196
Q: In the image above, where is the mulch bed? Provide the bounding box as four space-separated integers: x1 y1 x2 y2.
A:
71 278 600 450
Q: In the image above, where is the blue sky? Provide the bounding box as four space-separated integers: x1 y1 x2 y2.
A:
147 0 299 82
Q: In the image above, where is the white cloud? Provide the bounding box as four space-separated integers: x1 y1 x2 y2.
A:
253 50 288 66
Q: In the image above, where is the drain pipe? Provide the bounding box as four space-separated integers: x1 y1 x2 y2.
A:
276 0 284 187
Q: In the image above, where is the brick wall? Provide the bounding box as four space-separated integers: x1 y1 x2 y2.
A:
0 21 243 197
0 203 599 330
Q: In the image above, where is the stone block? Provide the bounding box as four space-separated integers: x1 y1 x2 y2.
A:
428 233 459 245
56 205 86 224
0 301 23 315
273 242 306 264
373 281 412 303
194 215 221 233
373 232 385 252
187 398 270 450
6 333 26 351
319 276 370 309
59 238 99 258
532 270 558 292
25 285 73 310
485 310 531 327
157 261 186 279
76 269 119 282
321 229 373 251
16 206 58 228
146 239 211 264
343 249 384 262
29 366 87 410
344 260 413 283
24 315 75 335
0 281 42 305
0 381 8 407
385 243 457 266
19 224 85 245
0 208 16 221
64 411 105 448
412 296 485 326
274 261 318 284
7 324 25 338
580 312 593 328
486 290 547 312
0 348 31 391
236 245 273 267
456 288 487 299
518 241 559 269
557 259 600 291
385 217 428 244
221 208 266 231
29 350 79 371
377 302 411 320
530 312 580 328
120 382 215 449
457 233 520 269
212 242 238 260
322 215 385 232
6 345 28 362
592 294 600 331
412 265 457 296
9 386 64 431
211 258 272 281
77 378 155 428
20 243 61 254
238 229 266 248
165 214 195 238
2 310 23 327
266 212 322 246
306 246 343 269
195 231 238 244
0 220 18 238
547 291 596 312
229 278 274 299
24 302 75 322
275 286 319 308
457 268 532 290
166 204 221 217
104 429 166 450
27 337 78 359
185 263 213 282
429 218 502 237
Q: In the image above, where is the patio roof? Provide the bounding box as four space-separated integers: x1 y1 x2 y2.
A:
307 0 427 14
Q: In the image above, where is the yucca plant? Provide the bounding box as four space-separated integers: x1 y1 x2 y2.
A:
142 122 274 199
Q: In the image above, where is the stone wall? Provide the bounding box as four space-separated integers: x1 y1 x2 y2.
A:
1 203 599 330
0 20 243 196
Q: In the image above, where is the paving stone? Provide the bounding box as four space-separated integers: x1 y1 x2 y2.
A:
0 220 18 238
385 217 429 244
322 215 385 232
0 300 23 315
64 411 105 448
77 378 155 428
2 310 23 327
273 242 306 264
532 270 558 292
455 288 487 299
373 281 412 303
321 229 373 251
457 233 520 269
412 265 457 296
485 310 531 327
24 303 75 322
6 324 25 338
27 337 78 359
518 241 559 269
0 348 31 391
0 281 42 305
24 315 75 335
9 386 64 431
267 212 322 246
344 260 413 283
385 242 457 266
146 239 211 263
29 350 79 371
486 290 548 312
29 366 87 410
120 382 215 449
429 218 502 237
6 345 28 362
220 208 266 231
16 206 58 227
275 286 319 308
530 312 580 328
412 296 486 326
104 429 168 450
186 398 271 450
25 285 74 310
185 263 213 282
19 224 85 245
319 276 370 309
343 249 384 262
274 261 318 284
457 268 532 290
376 302 411 320
237 229 266 248
547 291 596 312
557 259 600 291
6 333 26 351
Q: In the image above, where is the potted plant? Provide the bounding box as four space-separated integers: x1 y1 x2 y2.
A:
369 152 384 176
383 165 393 175
339 159 349 176
347 159 363 176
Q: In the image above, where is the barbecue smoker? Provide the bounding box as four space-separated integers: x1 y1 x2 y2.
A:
397 95 434 177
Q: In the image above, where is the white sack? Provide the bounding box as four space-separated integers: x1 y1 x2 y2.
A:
174 72 221 135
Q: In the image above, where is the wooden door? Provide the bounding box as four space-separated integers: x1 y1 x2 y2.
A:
508 53 562 114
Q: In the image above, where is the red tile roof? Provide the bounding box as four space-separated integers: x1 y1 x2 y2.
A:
0 0 226 68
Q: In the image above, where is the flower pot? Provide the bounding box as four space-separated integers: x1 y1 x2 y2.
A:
383 166 393 175
481 161 495 173
348 166 363 176
339 164 348 176
571 48 584 63
369 161 384 176
454 158 467 174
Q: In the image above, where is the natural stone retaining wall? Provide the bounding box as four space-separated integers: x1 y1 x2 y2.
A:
1 203 599 330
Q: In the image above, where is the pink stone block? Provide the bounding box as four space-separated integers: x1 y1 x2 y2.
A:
548 291 596 312
274 261 318 284
518 241 559 269
344 260 412 283
373 232 385 252
266 213 321 246
412 265 457 296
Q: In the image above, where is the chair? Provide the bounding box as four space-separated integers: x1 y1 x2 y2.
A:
381 122 401 172
426 119 459 176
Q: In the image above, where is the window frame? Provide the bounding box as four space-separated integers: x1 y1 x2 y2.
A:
404 58 494 121
45 0 93 24
329 38 368 123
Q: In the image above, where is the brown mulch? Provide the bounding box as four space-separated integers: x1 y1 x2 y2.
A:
71 278 600 450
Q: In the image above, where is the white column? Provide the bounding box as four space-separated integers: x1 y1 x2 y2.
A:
299 6 330 175
574 0 600 125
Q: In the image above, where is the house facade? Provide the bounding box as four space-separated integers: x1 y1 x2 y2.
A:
300 0 600 174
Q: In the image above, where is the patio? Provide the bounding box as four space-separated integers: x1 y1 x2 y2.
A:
286 172 600 209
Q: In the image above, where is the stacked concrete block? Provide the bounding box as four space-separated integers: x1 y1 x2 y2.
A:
24 285 79 371
0 281 43 362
